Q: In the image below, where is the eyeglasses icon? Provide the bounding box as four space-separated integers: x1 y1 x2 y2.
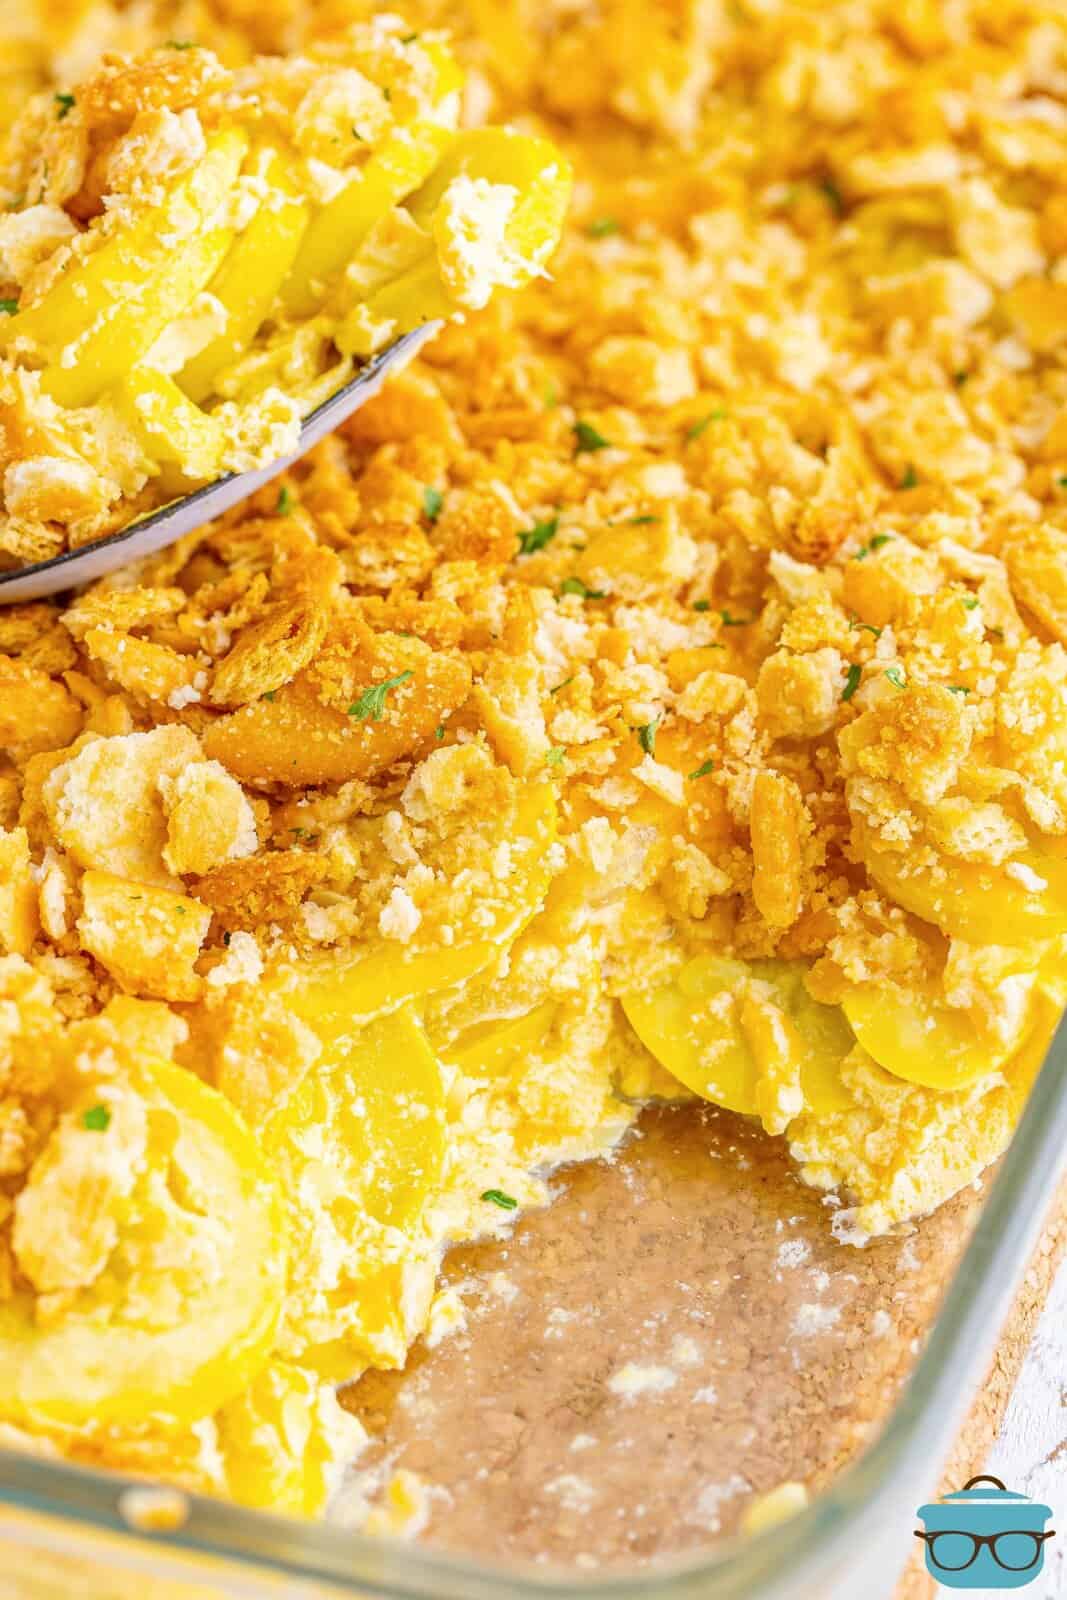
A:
914 1529 1056 1574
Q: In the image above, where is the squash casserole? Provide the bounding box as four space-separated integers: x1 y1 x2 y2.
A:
0 32 570 565
0 0 1066 1525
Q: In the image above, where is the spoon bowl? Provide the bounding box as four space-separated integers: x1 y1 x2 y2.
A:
0 324 439 605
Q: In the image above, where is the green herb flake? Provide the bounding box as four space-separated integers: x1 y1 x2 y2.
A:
719 609 751 627
400 31 419 42
559 576 605 600
545 746 566 766
550 676 574 695
849 618 882 637
686 408 727 441
819 176 844 214
275 485 293 515
855 533 892 561
692 599 711 612
628 514 659 525
953 370 969 387
166 38 195 48
962 597 980 611
947 684 970 696
0 299 17 316
637 717 660 756
688 759 715 780
543 381 559 409
885 666 907 690
482 1188 518 1210
434 724 445 741
347 670 414 722
899 465 919 490
54 92 76 120
841 662 862 702
222 931 232 946
1058 474 1067 489
261 690 277 702
573 419 610 454
587 217 620 238
423 485 444 522
82 1105 110 1132
517 515 559 556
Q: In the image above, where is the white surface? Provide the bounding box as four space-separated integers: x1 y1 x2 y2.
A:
950 1254 1067 1598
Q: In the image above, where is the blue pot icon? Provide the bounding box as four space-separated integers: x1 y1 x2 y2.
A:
915 1475 1055 1589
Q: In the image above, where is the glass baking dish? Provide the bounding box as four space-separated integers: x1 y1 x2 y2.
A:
1 1016 1065 1600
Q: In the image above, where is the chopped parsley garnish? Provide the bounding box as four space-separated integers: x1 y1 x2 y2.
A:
559 576 604 600
686 409 727 441
899 465 919 490
884 666 907 689
855 533 892 561
962 596 980 610
953 370 969 387
82 1105 110 1132
517 515 559 555
261 689 277 701
1059 474 1067 489
0 299 17 316
692 599 711 612
841 662 862 702
546 746 566 766
482 1188 518 1210
947 685 970 696
54 92 75 120
551 676 574 695
819 176 844 213
849 618 882 637
637 718 660 756
400 31 419 42
434 724 445 741
423 485 444 522
347 670 413 722
573 419 610 454
719 609 750 626
587 217 620 238
275 485 293 515
688 759 715 780
166 38 195 48
628 514 659 525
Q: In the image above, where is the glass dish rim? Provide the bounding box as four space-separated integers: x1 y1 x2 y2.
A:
2 1019 1066 1600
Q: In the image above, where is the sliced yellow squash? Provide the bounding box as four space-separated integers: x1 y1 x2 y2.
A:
8 130 248 407
0 1057 285 1430
179 151 311 404
856 820 1067 946
115 367 227 480
622 956 854 1119
266 1004 445 1232
276 784 557 1026
442 1001 558 1078
843 980 1033 1092
263 1005 445 1377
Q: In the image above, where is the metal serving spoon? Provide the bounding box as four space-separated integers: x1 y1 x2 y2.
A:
0 324 439 605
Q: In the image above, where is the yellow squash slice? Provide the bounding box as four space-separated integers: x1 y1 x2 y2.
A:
115 367 227 481
263 1004 446 1377
8 130 248 408
442 1001 558 1078
856 820 1067 947
266 1004 445 1232
0 1058 285 1430
276 784 557 1026
622 956 854 1118
179 151 311 404
843 980 1035 1092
